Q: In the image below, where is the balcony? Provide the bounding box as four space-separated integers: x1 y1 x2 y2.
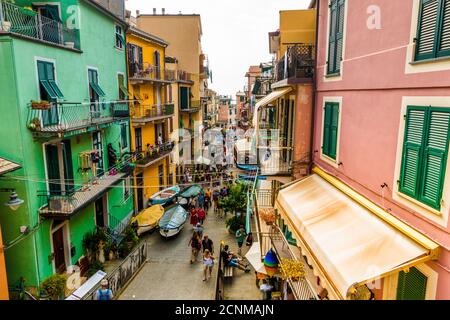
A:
27 101 130 138
165 69 195 85
275 44 315 83
38 157 133 219
133 142 174 168
180 100 201 113
131 103 174 124
128 62 172 85
0 1 80 50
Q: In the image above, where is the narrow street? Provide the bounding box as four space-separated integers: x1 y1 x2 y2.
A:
119 196 259 300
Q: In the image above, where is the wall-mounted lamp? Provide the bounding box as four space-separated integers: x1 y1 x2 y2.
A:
0 188 24 211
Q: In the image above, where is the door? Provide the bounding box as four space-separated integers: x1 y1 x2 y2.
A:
92 131 104 176
33 4 61 43
52 227 66 274
136 173 144 212
45 144 61 195
135 128 143 152
95 197 107 228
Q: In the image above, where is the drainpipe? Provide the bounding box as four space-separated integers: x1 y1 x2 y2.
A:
309 0 320 175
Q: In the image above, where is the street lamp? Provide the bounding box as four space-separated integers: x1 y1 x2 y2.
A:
0 188 24 211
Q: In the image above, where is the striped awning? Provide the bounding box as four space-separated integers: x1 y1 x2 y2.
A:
0 158 20 175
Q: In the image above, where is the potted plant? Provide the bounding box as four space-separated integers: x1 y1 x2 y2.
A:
259 208 276 225
225 215 245 234
40 274 68 300
27 118 42 131
31 100 51 110
219 182 248 216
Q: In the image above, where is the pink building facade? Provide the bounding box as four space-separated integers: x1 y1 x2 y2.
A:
313 0 450 299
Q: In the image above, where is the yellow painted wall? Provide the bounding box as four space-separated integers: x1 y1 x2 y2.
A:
0 226 9 300
279 10 316 58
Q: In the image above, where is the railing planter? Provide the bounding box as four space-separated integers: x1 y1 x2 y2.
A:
31 101 51 110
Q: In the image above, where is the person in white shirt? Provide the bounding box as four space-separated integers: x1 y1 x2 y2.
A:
260 280 273 300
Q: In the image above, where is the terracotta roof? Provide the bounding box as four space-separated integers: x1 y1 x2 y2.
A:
0 158 20 175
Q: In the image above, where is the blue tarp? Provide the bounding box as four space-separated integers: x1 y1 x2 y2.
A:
159 205 188 230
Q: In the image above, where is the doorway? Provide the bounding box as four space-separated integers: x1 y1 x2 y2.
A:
136 172 144 212
95 196 108 228
51 221 69 274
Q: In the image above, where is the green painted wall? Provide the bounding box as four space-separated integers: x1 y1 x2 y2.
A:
0 0 132 290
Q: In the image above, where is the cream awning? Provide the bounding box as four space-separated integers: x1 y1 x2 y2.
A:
252 87 292 129
275 167 440 299
245 242 268 274
0 157 20 175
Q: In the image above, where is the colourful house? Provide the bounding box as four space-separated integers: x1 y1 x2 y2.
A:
274 0 450 300
126 26 175 211
0 0 133 294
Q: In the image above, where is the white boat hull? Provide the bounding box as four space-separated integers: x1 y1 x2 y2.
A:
159 224 184 238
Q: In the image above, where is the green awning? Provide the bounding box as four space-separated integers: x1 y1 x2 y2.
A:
119 83 130 98
90 82 106 97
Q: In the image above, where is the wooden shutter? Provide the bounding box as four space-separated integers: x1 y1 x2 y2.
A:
438 0 450 56
335 0 345 73
327 1 338 74
420 109 450 208
416 0 439 60
329 103 340 159
45 144 61 194
396 267 427 300
322 103 332 156
62 140 74 193
399 108 426 198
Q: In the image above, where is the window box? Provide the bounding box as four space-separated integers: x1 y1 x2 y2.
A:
31 100 51 110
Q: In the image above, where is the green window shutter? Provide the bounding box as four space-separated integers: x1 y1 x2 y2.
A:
416 0 440 60
48 79 64 98
419 109 450 208
322 103 332 156
399 108 427 198
45 144 61 194
327 1 338 74
335 0 345 73
396 267 427 300
180 87 188 109
62 139 74 193
40 80 58 99
438 0 450 56
121 123 128 149
329 103 340 159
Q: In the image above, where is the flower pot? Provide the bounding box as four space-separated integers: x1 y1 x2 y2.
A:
65 42 75 49
1 21 11 32
31 101 51 110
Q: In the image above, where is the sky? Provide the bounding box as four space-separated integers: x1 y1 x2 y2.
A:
125 0 311 97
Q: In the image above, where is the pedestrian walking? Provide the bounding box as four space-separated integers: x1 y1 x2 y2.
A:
94 279 113 300
194 223 204 238
198 192 205 209
202 235 214 254
197 207 206 225
189 233 201 263
202 249 215 281
190 206 199 227
212 189 220 216
235 225 247 255
259 279 273 300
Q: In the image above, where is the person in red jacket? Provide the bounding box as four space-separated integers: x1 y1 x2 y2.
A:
197 207 206 225
190 206 199 227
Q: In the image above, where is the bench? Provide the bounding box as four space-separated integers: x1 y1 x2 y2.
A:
223 265 234 278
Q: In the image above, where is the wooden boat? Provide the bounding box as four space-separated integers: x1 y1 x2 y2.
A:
159 205 188 238
149 185 180 205
179 184 202 199
130 205 164 236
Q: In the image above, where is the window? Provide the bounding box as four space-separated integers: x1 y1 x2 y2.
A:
123 176 131 201
37 60 64 100
399 106 450 210
327 0 345 75
415 0 450 61
180 87 189 109
396 267 428 300
115 25 125 49
158 164 164 190
88 69 105 99
135 127 142 152
322 102 340 160
118 74 129 100
120 122 128 151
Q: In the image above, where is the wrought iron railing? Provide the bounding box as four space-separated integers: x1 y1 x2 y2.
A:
132 142 174 167
0 1 80 49
165 69 194 83
276 44 315 81
27 100 131 135
38 156 134 217
180 100 201 112
131 103 174 120
83 240 148 300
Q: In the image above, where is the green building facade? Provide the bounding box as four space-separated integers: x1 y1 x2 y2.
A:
0 0 133 292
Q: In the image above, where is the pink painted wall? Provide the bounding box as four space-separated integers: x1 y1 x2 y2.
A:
314 0 450 299
218 104 229 123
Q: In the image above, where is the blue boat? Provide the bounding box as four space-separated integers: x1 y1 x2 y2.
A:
159 205 188 238
179 184 203 199
149 185 180 205
236 163 259 172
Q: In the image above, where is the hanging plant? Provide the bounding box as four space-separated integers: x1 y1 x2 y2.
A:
279 258 305 282
259 208 276 224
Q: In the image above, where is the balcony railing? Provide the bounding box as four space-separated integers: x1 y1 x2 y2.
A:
128 62 171 83
180 100 201 113
27 100 131 137
0 1 80 50
132 142 174 168
38 157 134 218
131 103 174 122
165 69 194 83
276 44 315 82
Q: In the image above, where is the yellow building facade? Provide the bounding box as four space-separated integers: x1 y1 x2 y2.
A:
126 27 175 212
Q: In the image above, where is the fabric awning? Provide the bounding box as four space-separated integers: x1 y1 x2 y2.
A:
235 139 252 154
245 242 268 274
0 158 20 175
275 167 440 299
252 87 292 129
